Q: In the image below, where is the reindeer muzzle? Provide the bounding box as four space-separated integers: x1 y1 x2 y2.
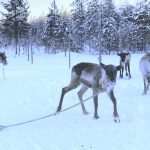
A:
3 61 8 65
145 73 150 83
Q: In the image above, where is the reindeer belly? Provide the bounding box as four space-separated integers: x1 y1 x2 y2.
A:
140 60 150 76
80 73 94 87
80 68 115 92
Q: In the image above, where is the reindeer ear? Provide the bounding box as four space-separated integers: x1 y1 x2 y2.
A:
100 63 106 69
126 53 129 56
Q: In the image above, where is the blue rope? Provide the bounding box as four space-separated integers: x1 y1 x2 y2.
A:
0 90 101 131
0 113 56 131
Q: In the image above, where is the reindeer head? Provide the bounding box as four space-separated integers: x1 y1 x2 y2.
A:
0 52 7 65
117 52 129 62
101 63 118 82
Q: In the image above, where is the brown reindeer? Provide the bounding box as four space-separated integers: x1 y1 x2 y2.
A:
117 51 131 78
139 53 150 94
0 52 7 65
57 62 121 122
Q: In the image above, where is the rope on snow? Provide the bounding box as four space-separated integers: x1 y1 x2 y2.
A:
0 90 101 131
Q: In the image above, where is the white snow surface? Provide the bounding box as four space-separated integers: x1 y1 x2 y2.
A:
0 51 150 150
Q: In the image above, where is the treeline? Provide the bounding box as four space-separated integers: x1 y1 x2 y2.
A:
0 0 150 55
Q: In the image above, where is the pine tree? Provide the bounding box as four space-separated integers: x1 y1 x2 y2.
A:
1 0 30 54
59 16 69 51
129 0 150 51
0 24 3 47
35 17 47 48
43 0 64 53
85 0 101 51
118 5 135 51
71 0 86 52
102 0 119 54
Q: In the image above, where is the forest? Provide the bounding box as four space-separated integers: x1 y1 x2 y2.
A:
0 1 150 149
0 0 150 55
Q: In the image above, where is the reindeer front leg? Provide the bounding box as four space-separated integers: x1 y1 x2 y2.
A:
147 83 149 91
108 90 120 122
143 77 147 94
126 62 131 78
93 86 100 119
120 65 124 78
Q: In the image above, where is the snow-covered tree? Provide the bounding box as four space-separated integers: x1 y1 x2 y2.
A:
0 24 4 47
43 0 64 53
71 0 86 52
118 5 135 51
85 0 101 51
129 0 150 51
34 17 46 49
102 0 119 54
0 0 30 54
59 16 70 52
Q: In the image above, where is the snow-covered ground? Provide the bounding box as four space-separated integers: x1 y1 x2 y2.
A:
0 51 150 150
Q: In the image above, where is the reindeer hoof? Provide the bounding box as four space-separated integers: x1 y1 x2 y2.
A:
94 116 100 119
113 117 120 123
56 107 61 112
83 111 89 115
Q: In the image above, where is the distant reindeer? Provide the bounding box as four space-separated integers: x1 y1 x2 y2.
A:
0 52 7 65
57 62 121 122
139 53 150 94
0 52 7 79
117 51 131 78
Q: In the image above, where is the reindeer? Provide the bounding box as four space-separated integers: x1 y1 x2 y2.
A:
0 52 7 79
57 62 121 122
117 51 131 78
139 53 150 94
0 52 7 65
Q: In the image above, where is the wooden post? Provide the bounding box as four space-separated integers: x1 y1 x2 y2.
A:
68 21 71 69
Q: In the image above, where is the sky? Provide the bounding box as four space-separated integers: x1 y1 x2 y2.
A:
28 0 73 18
28 0 140 18
0 0 141 19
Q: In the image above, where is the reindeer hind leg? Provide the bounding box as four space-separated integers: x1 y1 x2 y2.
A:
57 80 80 112
78 85 89 115
128 63 131 78
125 63 128 76
120 66 124 78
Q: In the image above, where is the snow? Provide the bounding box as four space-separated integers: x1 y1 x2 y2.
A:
0 51 150 150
